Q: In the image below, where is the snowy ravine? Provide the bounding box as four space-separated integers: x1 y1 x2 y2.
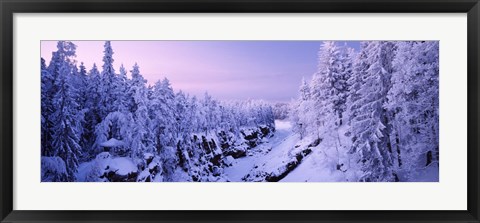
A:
224 120 439 182
73 119 439 182
223 120 297 181
224 120 325 182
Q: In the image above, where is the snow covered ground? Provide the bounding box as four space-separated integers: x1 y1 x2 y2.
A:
281 124 362 182
224 119 329 182
223 120 297 181
76 152 138 182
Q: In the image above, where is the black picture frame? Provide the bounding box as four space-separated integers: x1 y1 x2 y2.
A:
1 0 479 222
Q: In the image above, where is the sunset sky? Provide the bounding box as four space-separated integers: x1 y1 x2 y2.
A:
41 41 360 102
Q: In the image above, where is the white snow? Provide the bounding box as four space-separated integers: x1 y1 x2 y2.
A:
223 120 364 182
274 120 292 130
99 138 125 147
137 169 151 182
281 124 362 182
41 156 67 174
108 157 137 175
223 120 302 181
41 156 67 181
143 152 154 160
76 152 137 182
223 155 235 166
76 161 92 182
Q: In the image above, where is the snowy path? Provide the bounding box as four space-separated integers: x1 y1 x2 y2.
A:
223 120 302 181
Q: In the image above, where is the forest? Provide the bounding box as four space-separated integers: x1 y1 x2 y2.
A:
41 40 439 182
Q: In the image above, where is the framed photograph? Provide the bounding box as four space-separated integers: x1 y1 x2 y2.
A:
1 0 479 222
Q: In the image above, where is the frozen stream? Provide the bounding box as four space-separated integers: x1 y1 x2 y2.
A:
223 120 301 181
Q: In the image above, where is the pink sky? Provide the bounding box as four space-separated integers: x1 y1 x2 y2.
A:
41 41 359 102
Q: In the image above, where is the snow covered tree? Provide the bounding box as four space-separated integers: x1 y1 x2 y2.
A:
41 58 54 156
150 78 176 153
346 43 367 126
94 111 134 156
200 92 224 134
99 41 121 116
117 64 129 112
81 63 103 158
43 41 78 157
348 41 397 182
291 77 314 139
41 41 82 181
315 41 353 126
272 102 290 120
336 44 355 125
173 91 188 137
172 91 193 170
79 62 87 76
149 79 181 181
126 63 147 113
291 42 354 160
188 96 202 133
127 63 155 158
386 41 439 179
307 41 340 136
119 63 128 82
47 41 77 79
75 62 90 153
299 77 310 101
50 61 82 181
